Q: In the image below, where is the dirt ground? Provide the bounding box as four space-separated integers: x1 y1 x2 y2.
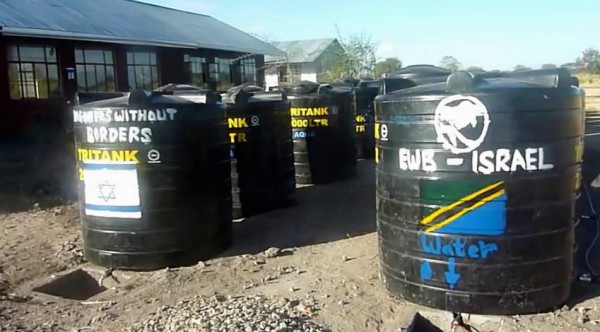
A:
2 88 600 331
0 159 599 332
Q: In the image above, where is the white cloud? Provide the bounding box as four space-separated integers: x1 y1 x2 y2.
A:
376 42 395 57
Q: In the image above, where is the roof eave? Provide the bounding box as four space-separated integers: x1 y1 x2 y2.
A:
255 46 286 56
265 59 309 65
1 27 286 55
1 27 198 49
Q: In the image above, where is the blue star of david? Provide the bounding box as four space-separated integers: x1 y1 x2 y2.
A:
98 181 117 202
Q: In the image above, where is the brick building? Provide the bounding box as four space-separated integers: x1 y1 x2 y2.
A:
0 0 282 138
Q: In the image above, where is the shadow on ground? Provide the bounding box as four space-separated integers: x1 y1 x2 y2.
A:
222 159 377 257
569 109 600 305
0 126 77 213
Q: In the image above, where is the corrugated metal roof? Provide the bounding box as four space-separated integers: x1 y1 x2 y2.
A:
0 0 284 55
265 38 337 64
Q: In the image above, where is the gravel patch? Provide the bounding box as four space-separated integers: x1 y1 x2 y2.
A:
127 294 327 332
56 236 86 265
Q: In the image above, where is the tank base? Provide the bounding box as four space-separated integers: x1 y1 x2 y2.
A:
235 195 298 219
380 268 571 315
295 168 356 186
84 233 233 271
232 208 243 220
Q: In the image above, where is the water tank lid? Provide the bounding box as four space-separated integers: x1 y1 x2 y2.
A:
155 83 204 92
223 90 287 104
323 82 354 93
381 68 575 98
75 89 222 108
226 84 265 95
289 81 320 95
75 94 131 108
358 80 380 88
388 65 451 78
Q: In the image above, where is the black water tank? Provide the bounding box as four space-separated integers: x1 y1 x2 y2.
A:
72 90 232 270
355 80 380 159
381 65 452 94
375 69 584 315
288 81 357 184
222 85 296 219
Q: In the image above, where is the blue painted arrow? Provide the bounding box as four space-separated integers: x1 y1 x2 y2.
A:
444 257 461 289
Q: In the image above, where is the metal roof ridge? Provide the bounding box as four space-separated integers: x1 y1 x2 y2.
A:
124 0 213 18
272 37 337 44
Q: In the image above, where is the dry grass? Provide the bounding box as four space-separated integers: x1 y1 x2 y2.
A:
577 74 600 109
578 73 600 87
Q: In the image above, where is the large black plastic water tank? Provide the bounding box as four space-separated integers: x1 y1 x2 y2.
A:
288 81 357 184
375 68 584 314
72 90 232 270
222 85 296 219
355 80 380 159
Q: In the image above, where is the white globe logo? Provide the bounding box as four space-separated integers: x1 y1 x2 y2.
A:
433 95 490 154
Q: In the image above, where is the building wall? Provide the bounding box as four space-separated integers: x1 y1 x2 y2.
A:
300 63 317 82
255 54 265 87
264 62 320 89
265 73 279 90
158 47 186 85
263 40 346 88
0 36 10 136
314 40 345 82
0 36 266 139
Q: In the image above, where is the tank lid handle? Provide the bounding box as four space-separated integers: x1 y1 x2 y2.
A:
446 71 475 93
249 91 288 102
232 89 253 104
498 68 572 88
73 92 82 106
205 90 222 104
128 89 152 107
380 77 416 94
317 83 332 94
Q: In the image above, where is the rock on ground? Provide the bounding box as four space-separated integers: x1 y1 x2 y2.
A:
126 294 327 332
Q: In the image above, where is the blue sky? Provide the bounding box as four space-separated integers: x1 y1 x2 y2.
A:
141 0 594 70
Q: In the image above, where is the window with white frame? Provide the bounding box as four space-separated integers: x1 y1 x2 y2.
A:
127 51 159 90
240 57 257 83
75 47 116 92
184 54 208 88
7 44 60 99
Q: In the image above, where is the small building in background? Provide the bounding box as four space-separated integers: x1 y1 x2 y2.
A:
560 62 585 74
264 38 343 89
0 0 282 138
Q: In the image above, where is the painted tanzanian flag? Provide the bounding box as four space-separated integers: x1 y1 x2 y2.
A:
420 179 507 236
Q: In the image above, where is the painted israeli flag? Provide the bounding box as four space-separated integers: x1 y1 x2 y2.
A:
83 162 142 219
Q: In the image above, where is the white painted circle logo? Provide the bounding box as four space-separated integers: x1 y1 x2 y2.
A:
433 95 490 154
380 124 388 141
147 149 161 163
251 116 260 126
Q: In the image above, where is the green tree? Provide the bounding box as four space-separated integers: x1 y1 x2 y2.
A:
374 57 402 78
513 65 532 72
577 48 600 74
440 56 461 72
540 63 557 69
321 27 377 81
